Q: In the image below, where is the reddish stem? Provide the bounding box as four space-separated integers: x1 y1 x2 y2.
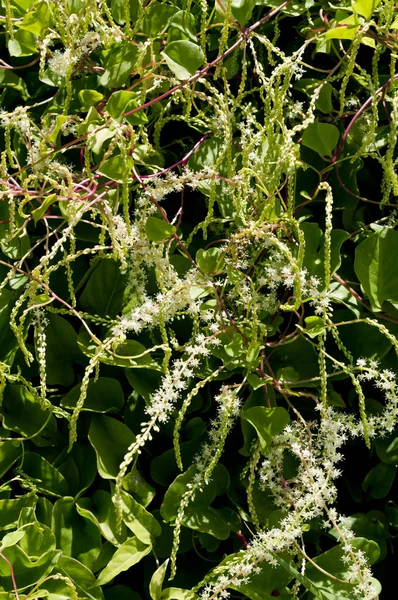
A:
0 552 20 599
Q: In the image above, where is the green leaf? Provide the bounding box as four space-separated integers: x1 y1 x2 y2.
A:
215 0 256 26
56 555 104 600
125 368 162 403
1 384 58 447
145 217 176 242
160 464 239 539
79 89 104 110
324 15 359 40
196 248 224 274
0 494 37 531
354 227 398 312
61 377 124 413
88 414 135 479
270 336 319 384
106 90 148 125
0 289 18 362
241 406 290 452
301 315 325 339
19 1 53 37
96 536 152 586
51 497 102 570
119 489 161 544
0 520 60 592
301 223 349 287
99 42 138 88
150 559 169 600
0 529 26 550
97 155 133 183
294 79 333 115
316 82 334 114
0 69 29 99
8 29 38 57
302 121 340 157
209 551 293 598
21 453 69 496
274 538 380 599
333 309 398 361
110 0 139 24
31 193 58 224
79 259 127 318
76 490 127 547
0 232 30 260
122 468 156 507
362 462 396 499
375 430 398 464
162 41 204 80
46 314 84 386
329 511 389 561
142 5 178 37
0 440 22 478
353 0 381 20
78 331 162 370
167 11 197 42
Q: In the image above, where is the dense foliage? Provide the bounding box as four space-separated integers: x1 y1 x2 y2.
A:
1 0 398 598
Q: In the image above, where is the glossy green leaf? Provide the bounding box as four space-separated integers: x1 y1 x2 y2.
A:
99 42 138 88
31 193 58 224
61 377 124 413
145 216 176 242
0 520 60 592
162 41 204 80
0 529 26 550
324 15 359 40
96 536 152 586
302 121 340 157
160 464 239 539
354 227 398 312
142 4 178 37
362 462 396 499
353 0 381 19
46 314 84 386
301 223 349 287
88 414 135 479
21 453 69 496
1 384 58 446
106 90 148 125
97 155 134 183
330 511 389 561
375 430 398 464
119 489 161 544
56 554 104 600
215 0 256 26
210 551 293 598
19 1 52 36
0 440 22 478
150 559 169 600
274 538 380 599
196 248 224 274
242 406 290 452
78 330 162 370
76 490 127 547
52 497 102 569
167 11 197 42
0 494 37 531
8 28 38 57
79 89 104 110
